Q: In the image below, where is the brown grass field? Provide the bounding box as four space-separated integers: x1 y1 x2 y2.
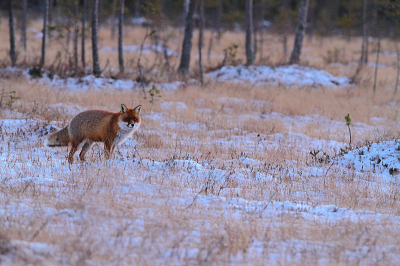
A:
1 19 400 265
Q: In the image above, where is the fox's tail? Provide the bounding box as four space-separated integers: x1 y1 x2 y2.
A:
44 126 70 147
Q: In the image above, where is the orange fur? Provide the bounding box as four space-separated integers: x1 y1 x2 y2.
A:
45 104 142 163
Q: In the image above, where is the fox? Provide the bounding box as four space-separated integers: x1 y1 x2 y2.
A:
45 104 142 164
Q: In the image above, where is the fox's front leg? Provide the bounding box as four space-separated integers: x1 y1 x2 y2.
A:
103 141 115 160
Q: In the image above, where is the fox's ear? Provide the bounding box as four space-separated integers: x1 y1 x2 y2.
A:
121 104 127 113
134 105 142 114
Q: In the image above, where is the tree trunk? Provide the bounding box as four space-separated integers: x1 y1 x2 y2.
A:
135 0 140 18
282 0 290 61
259 0 265 61
207 30 214 64
92 0 101 76
360 0 369 65
40 0 49 67
289 0 309 64
21 0 27 51
48 0 53 32
395 46 400 94
55 0 60 31
73 0 79 74
198 0 204 85
111 0 117 39
8 0 16 66
178 0 197 76
183 0 190 24
118 0 125 73
373 37 381 95
82 0 87 70
245 0 254 65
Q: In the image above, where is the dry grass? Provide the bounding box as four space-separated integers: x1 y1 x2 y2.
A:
1 19 400 265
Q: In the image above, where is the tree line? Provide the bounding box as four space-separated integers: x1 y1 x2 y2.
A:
4 0 400 80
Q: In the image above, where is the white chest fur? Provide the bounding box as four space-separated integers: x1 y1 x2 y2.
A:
112 120 140 146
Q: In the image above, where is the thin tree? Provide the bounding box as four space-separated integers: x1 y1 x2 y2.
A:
82 0 87 70
245 0 254 65
395 46 400 93
92 0 101 76
282 0 290 60
21 0 27 51
40 0 49 67
360 0 369 65
110 0 117 39
198 0 204 85
178 0 197 76
135 0 140 18
73 0 79 74
8 0 16 66
373 37 381 95
259 0 265 61
118 0 125 73
289 0 310 64
48 0 53 33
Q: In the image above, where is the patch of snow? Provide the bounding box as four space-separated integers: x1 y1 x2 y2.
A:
100 44 177 56
160 101 187 111
22 67 183 91
336 140 400 178
207 64 353 88
131 17 152 25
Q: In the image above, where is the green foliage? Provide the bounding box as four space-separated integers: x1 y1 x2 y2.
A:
222 44 242 66
0 89 20 109
148 84 162 104
315 9 331 37
345 113 352 126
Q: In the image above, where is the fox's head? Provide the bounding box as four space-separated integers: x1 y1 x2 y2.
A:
120 104 142 129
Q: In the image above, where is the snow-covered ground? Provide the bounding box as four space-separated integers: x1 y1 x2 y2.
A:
207 64 353 88
1 99 400 264
4 63 355 92
1 66 400 264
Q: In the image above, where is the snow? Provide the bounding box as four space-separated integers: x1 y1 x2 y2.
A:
336 140 400 178
100 44 177 56
2 68 400 263
207 64 353 88
22 67 183 91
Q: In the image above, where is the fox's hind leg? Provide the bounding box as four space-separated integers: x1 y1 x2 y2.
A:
79 140 94 161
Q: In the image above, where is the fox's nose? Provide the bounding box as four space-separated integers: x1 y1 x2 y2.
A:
127 123 134 128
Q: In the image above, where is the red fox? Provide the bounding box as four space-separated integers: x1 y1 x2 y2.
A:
45 104 142 163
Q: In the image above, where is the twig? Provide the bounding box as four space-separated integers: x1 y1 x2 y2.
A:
133 146 150 171
186 188 204 210
324 160 336 188
30 219 50 241
259 191 277 218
